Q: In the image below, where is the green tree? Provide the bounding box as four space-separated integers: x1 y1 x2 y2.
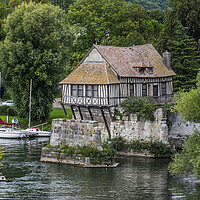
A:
67 0 163 71
169 0 200 41
167 24 200 91
157 9 200 91
168 130 200 177
124 0 169 10
50 0 75 12
169 74 200 177
0 2 74 121
173 73 200 123
0 0 8 41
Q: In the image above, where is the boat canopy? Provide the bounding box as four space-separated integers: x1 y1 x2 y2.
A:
0 118 16 125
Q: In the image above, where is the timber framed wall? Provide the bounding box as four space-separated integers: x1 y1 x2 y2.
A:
61 84 120 107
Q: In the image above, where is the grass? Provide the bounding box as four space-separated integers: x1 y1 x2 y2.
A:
49 108 72 120
0 107 72 131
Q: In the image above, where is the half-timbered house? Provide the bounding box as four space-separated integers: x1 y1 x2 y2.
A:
60 44 175 135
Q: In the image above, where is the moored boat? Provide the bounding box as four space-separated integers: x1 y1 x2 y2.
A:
0 128 26 139
0 175 13 182
22 127 51 137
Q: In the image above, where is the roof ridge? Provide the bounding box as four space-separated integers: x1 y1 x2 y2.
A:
94 44 153 48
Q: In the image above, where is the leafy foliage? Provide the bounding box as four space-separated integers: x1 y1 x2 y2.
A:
67 0 163 71
47 143 117 165
50 0 75 12
124 0 169 11
0 105 10 115
167 24 200 91
121 96 156 121
0 2 74 121
0 0 10 41
168 130 200 177
173 72 200 123
173 89 200 123
110 137 173 156
157 9 200 91
169 0 200 41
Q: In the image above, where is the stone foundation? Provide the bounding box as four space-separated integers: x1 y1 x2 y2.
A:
41 147 119 168
50 119 101 147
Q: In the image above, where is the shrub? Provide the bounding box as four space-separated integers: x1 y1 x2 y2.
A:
121 96 157 121
110 137 127 151
109 137 173 157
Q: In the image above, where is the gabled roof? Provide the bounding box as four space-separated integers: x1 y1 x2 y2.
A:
94 44 176 77
60 62 120 85
60 44 176 85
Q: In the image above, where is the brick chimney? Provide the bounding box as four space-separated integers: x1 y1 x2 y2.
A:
163 50 171 70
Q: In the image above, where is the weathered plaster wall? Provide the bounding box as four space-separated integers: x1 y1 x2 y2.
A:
50 119 101 147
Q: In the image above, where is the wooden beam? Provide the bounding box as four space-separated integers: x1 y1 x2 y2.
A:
77 105 83 120
61 103 67 117
107 85 110 105
87 106 94 121
100 107 111 140
70 105 76 120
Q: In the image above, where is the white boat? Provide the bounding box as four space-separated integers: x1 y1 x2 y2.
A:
0 128 26 139
22 127 51 137
0 175 13 182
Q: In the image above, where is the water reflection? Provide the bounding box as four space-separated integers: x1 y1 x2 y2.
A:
0 138 199 200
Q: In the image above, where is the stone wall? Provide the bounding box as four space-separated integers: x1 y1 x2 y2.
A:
51 108 200 149
50 119 101 147
168 113 200 138
110 108 169 144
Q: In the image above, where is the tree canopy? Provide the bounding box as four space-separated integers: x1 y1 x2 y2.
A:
169 74 200 177
0 2 74 121
168 130 200 177
67 0 163 71
173 73 200 123
169 0 200 41
124 0 169 10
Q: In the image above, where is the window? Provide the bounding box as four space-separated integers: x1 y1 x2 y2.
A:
130 84 134 96
142 84 147 96
148 67 153 74
93 85 98 97
78 85 83 97
162 83 166 96
139 67 145 75
86 85 98 97
71 85 77 96
86 85 92 97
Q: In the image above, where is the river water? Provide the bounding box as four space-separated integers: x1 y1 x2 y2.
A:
0 138 200 200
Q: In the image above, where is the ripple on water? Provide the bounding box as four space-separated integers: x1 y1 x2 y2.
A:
0 138 200 200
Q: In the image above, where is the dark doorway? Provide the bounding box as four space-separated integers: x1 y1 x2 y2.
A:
153 85 158 96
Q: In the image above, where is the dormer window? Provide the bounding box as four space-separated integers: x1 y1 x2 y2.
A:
148 67 153 74
139 67 145 75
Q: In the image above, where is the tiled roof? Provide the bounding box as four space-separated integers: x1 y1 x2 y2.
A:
94 44 176 77
60 62 120 85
